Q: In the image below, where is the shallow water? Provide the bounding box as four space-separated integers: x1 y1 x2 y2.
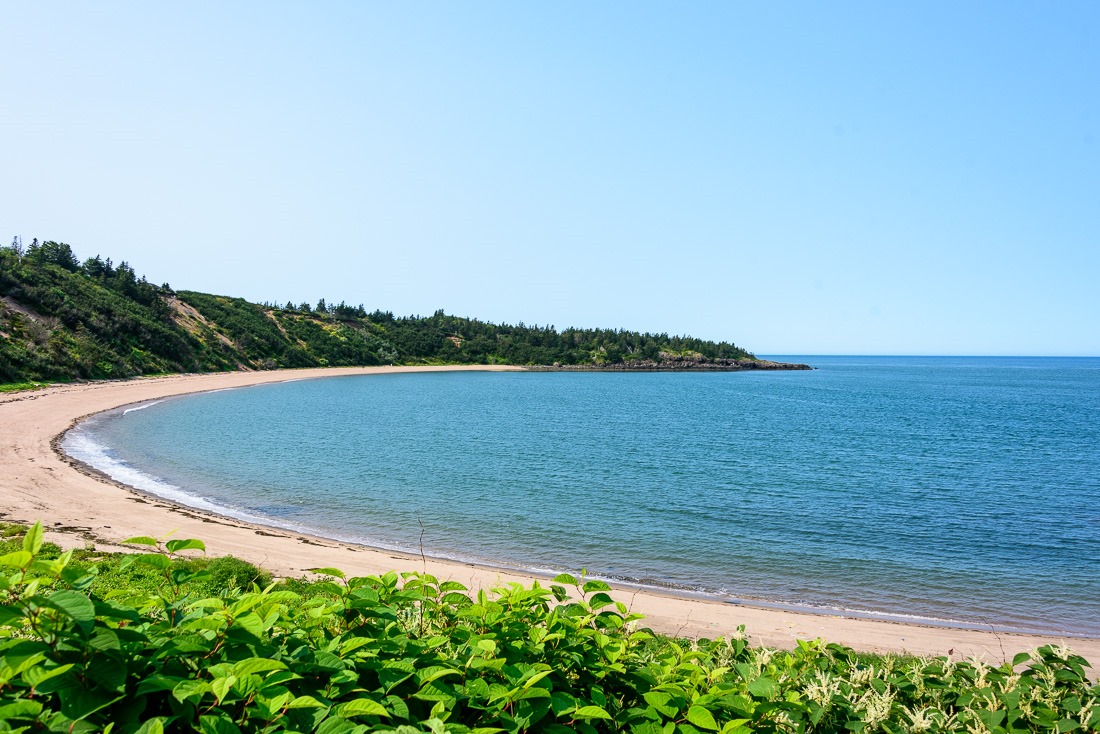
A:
64 357 1100 635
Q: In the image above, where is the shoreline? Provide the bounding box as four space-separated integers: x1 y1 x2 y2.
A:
59 427 1091 641
2 366 1097 671
59 410 1093 642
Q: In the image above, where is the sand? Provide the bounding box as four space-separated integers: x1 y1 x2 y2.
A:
2 365 1096 672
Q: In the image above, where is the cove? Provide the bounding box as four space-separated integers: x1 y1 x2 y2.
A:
63 357 1100 636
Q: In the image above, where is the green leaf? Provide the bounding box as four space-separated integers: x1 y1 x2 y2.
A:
336 698 391 718
308 566 346 579
1012 652 1032 666
228 594 263 616
165 538 206 553
552 573 578 586
517 686 551 701
231 612 265 641
385 695 411 720
316 717 367 734
172 679 211 705
134 718 167 734
133 553 172 570
286 695 327 709
582 580 611 593
0 641 48 676
747 676 776 698
378 667 414 694
232 657 287 676
643 691 677 718
416 666 463 686
92 598 141 622
22 663 74 691
58 685 125 723
0 699 44 720
0 604 25 626
0 550 32 568
42 590 95 635
22 521 43 555
413 681 457 702
439 581 468 592
687 706 719 731
122 536 159 546
522 669 553 690
133 675 186 695
572 705 612 720
589 592 619 610
211 675 237 704
199 714 243 734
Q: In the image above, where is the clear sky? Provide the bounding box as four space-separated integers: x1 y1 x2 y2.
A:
4 2 1097 356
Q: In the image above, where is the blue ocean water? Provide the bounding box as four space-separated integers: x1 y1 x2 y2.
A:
64 357 1100 635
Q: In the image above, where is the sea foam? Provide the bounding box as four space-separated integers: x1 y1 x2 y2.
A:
63 426 221 514
123 400 163 415
62 415 357 542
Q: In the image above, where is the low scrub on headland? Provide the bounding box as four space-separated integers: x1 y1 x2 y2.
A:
0 522 1095 733
0 239 763 385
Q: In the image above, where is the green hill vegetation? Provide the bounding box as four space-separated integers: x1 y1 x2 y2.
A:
1 521 1096 734
0 239 778 385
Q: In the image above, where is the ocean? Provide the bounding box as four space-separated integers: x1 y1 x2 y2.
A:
62 356 1100 635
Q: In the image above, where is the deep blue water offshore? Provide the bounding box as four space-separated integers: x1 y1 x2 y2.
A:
64 357 1100 635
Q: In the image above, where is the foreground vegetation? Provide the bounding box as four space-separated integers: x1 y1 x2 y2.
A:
1 239 763 384
0 522 1095 733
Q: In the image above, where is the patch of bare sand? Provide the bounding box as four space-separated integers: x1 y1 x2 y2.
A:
2 365 1095 673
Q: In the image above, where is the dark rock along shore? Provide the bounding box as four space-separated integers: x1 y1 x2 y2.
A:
529 356 813 372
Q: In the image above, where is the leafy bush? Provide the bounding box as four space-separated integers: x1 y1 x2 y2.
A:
1 522 1095 733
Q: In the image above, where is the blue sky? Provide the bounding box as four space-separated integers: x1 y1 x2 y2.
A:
4 2 1097 355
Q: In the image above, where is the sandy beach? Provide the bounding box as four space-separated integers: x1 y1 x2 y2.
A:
2 365 1097 671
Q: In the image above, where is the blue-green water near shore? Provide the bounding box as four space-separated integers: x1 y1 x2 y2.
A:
63 357 1100 636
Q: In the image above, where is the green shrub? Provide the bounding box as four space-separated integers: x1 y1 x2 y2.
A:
0 521 1095 733
190 555 273 594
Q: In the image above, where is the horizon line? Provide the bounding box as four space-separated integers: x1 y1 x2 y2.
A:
760 353 1100 359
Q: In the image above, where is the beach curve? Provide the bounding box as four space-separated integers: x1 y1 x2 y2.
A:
2 365 1097 672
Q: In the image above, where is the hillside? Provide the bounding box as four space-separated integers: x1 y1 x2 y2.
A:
0 240 802 384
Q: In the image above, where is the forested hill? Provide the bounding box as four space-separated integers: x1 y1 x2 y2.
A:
0 240 807 384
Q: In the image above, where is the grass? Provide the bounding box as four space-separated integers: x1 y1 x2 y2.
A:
0 380 55 393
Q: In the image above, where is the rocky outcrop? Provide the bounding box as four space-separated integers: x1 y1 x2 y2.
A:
529 356 813 372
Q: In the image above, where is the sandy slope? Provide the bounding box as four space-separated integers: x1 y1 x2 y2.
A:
2 365 1096 671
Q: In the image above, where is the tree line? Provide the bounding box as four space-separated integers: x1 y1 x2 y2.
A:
1 238 756 384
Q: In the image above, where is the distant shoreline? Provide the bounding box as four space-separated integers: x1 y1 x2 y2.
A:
528 357 813 371
1 365 1096 671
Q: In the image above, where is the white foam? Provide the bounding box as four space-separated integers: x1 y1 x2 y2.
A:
61 425 343 539
122 400 164 415
62 429 225 514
